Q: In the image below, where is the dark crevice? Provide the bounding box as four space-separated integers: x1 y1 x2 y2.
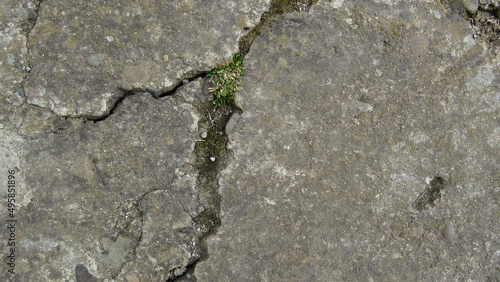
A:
166 100 234 281
412 176 448 212
442 0 500 44
157 71 206 99
20 0 42 103
469 10 500 43
90 71 205 123
90 90 133 123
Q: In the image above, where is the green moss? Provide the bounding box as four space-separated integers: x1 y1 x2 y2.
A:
207 54 245 107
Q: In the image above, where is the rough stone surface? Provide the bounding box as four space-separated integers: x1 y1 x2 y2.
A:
196 1 500 280
0 0 269 279
0 0 499 281
0 0 36 100
1 89 203 280
24 0 271 118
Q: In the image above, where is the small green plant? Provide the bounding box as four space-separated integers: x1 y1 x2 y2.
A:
207 54 245 107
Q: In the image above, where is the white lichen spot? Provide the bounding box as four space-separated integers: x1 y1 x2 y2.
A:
425 176 433 184
487 127 500 149
466 66 494 92
463 35 475 51
330 0 345 9
264 197 276 205
409 132 429 144
430 9 441 19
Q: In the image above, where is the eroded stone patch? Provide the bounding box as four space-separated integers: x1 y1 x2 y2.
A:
23 0 272 117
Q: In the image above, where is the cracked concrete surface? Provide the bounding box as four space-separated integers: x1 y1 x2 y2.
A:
6 90 202 280
195 1 500 280
1 0 499 281
23 0 271 118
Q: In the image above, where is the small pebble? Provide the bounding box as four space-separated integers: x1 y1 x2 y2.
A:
196 205 205 214
225 113 241 134
210 157 215 162
15 89 25 98
201 132 208 139
443 222 457 241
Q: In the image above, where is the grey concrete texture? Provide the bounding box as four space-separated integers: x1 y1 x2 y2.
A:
196 1 500 281
0 0 498 281
24 0 270 118
3 91 202 280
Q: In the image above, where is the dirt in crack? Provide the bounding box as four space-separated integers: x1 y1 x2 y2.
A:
412 176 448 212
167 79 238 281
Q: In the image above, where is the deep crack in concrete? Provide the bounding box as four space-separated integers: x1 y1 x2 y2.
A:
91 72 206 122
169 1 320 280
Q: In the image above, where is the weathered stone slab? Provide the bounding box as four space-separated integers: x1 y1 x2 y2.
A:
24 0 271 118
0 0 36 100
0 90 202 280
196 1 499 280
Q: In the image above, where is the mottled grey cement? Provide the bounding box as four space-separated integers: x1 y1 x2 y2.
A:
0 0 270 280
0 0 499 281
4 89 203 280
24 0 270 118
196 1 500 281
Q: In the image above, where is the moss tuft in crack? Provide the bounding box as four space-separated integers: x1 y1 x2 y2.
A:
207 54 245 108
239 0 318 56
469 10 500 43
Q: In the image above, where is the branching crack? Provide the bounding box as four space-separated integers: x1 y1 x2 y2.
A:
169 190 192 218
111 188 153 280
18 1 321 280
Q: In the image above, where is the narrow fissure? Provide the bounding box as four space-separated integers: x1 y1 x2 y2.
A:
168 1 319 280
239 0 318 55
91 71 205 123
20 0 42 101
